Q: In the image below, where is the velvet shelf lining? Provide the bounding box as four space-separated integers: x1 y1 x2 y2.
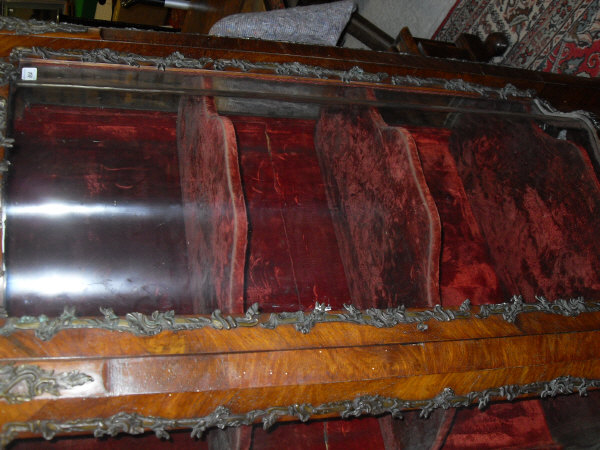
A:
6 99 600 314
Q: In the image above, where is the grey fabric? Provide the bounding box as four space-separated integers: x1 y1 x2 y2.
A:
209 0 356 46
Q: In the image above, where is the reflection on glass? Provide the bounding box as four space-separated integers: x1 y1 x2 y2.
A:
7 202 177 218
5 104 192 316
5 75 600 318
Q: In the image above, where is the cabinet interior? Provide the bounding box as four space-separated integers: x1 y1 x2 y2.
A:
6 84 600 316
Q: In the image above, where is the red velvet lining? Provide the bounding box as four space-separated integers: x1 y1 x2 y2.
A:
231 115 351 312
251 420 327 450
448 115 600 301
325 417 386 450
12 105 178 143
177 97 248 313
12 104 600 315
408 126 506 306
315 107 441 309
8 105 191 316
444 400 559 449
250 417 385 450
234 119 300 311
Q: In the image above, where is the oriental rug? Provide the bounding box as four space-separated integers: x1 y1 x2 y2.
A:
434 0 600 77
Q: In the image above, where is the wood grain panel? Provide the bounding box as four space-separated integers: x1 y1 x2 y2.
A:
1 328 599 405
2 311 600 359
2 360 600 435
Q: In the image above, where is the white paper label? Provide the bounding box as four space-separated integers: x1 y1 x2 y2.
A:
21 67 37 81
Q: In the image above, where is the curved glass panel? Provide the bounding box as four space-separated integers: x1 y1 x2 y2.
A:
4 61 600 316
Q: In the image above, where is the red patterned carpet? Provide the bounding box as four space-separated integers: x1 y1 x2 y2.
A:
434 0 600 77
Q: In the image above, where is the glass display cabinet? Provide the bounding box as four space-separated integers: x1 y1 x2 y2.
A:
1 18 600 448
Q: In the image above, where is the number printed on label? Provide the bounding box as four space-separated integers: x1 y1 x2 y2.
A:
21 67 37 81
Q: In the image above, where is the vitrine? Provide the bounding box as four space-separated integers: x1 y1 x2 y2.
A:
1 18 600 448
